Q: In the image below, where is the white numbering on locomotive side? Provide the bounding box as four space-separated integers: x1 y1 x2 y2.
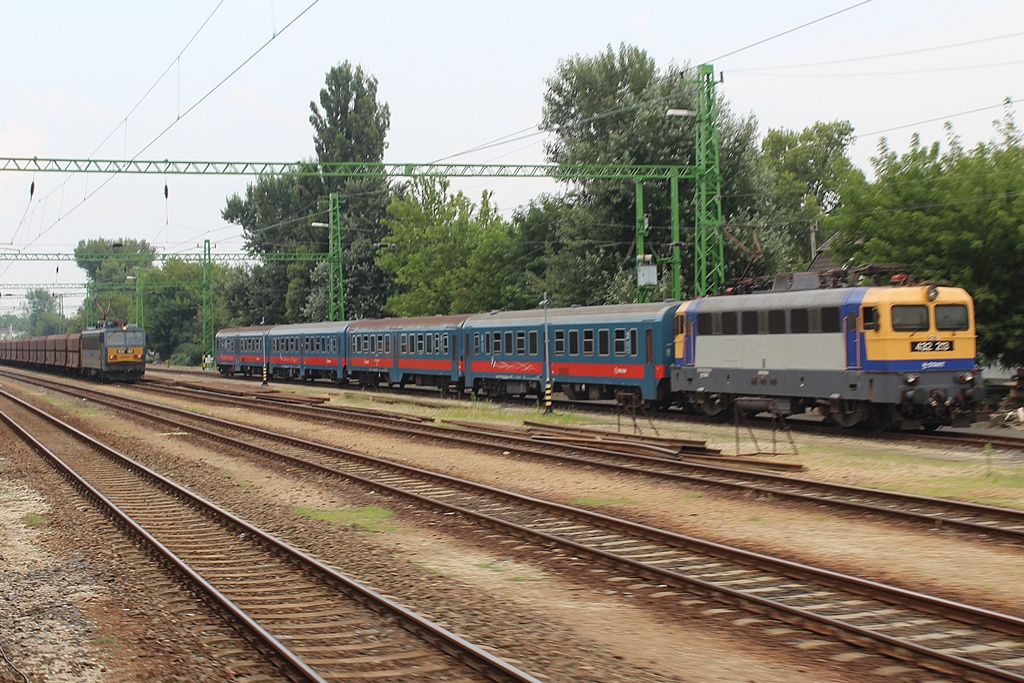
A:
911 340 953 352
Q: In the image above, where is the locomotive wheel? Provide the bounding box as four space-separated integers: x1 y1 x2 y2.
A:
695 393 728 417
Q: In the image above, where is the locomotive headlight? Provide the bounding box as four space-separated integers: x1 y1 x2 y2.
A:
904 373 921 385
926 285 939 301
956 371 975 384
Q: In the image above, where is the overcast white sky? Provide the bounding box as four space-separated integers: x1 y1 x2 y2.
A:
1 0 1022 312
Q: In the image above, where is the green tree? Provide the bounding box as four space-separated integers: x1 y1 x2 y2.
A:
222 62 395 322
310 64 395 320
758 121 862 270
222 171 322 324
138 259 205 362
827 109 1024 367
378 178 514 316
25 288 61 336
539 44 763 299
73 238 156 326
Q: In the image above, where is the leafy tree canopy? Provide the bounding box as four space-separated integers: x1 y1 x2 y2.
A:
378 178 514 316
538 43 763 300
757 120 863 271
222 61 395 323
827 107 1024 367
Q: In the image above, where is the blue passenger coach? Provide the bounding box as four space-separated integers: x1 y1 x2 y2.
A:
464 302 679 402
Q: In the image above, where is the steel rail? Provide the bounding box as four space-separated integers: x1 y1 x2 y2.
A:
9 378 1024 681
0 388 540 683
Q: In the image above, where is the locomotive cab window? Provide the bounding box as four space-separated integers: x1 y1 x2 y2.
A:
936 304 969 331
768 310 785 334
891 305 929 332
862 306 879 330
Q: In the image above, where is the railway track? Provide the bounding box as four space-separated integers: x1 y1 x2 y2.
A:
147 364 1024 454
0 387 538 683
6 373 1024 681
51 371 1024 544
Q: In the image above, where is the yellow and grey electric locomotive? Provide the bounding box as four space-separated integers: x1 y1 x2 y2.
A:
671 280 983 430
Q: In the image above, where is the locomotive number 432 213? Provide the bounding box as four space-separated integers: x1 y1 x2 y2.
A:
911 340 953 352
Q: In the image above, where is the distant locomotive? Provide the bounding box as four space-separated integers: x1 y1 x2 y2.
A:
0 321 146 382
214 278 984 430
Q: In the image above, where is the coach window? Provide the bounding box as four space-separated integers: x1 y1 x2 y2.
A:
821 307 841 333
529 330 538 355
425 333 433 354
583 329 594 356
492 331 502 355
554 330 565 355
385 336 391 354
614 328 627 356
417 333 425 354
697 312 713 336
504 331 513 356
442 334 449 355
516 331 526 355
741 310 758 335
598 329 610 356
768 309 786 334
630 328 638 356
569 329 579 355
721 311 738 335
891 305 929 332
434 333 440 354
936 304 969 331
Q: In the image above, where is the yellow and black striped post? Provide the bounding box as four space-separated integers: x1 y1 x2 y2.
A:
262 364 268 386
544 379 553 413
